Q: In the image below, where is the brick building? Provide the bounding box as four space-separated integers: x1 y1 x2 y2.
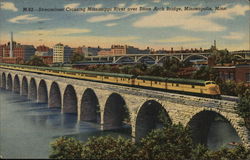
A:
98 45 150 55
0 42 35 64
213 64 250 85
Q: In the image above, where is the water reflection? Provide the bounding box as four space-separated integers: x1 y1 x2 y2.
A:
0 89 130 159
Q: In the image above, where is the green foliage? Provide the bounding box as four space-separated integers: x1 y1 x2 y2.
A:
70 53 84 63
236 89 250 129
205 145 250 160
219 80 250 96
49 124 250 160
49 137 84 159
26 55 48 66
192 66 218 81
137 123 194 160
81 136 138 160
214 49 237 65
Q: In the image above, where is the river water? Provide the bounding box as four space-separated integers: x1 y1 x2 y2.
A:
0 89 130 158
0 89 241 158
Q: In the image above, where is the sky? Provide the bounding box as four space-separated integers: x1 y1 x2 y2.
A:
0 0 249 51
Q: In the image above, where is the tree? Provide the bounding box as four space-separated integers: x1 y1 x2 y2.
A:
26 55 48 66
137 123 194 160
81 136 139 160
206 145 250 160
70 53 84 63
49 137 84 159
192 66 218 81
236 89 250 129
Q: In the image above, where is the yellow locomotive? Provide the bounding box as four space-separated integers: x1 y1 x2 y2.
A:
0 63 221 98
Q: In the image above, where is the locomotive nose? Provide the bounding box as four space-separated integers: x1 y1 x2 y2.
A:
208 85 221 95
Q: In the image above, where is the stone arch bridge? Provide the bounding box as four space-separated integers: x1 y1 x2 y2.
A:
0 68 249 148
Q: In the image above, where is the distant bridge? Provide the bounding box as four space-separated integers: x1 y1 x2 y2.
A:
231 50 250 60
85 52 211 64
0 68 249 148
85 51 250 64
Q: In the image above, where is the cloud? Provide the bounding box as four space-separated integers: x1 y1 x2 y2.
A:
87 3 147 23
117 3 126 8
105 23 118 27
87 14 128 23
206 4 249 19
94 4 103 8
64 3 80 8
20 28 91 36
163 2 170 6
222 32 244 40
153 0 161 3
133 11 225 32
151 36 203 43
8 14 50 23
133 4 249 32
0 2 18 11
5 33 139 48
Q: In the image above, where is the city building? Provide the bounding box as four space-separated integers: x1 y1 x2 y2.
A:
213 64 250 85
36 45 50 52
0 43 35 64
98 45 150 55
83 46 102 56
0 32 35 64
53 43 73 63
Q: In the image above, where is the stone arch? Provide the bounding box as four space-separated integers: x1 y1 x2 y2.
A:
80 88 100 123
232 55 244 60
1 72 6 89
38 79 48 103
63 85 77 113
21 76 28 96
49 82 61 108
136 55 155 63
187 110 241 149
183 55 208 62
135 100 171 141
103 93 130 130
157 56 181 63
29 78 37 101
7 73 13 91
13 75 20 93
114 56 135 63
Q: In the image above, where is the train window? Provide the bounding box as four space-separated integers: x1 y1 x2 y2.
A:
155 81 157 84
172 83 174 86
176 84 179 87
192 85 195 88
104 76 109 79
143 80 145 83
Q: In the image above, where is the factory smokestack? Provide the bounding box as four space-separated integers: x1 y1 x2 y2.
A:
9 32 13 57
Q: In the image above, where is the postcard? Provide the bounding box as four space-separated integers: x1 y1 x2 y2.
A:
0 0 249 159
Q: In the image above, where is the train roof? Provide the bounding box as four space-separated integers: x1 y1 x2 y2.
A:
46 67 136 78
167 78 205 86
137 75 206 86
137 76 168 82
0 63 206 84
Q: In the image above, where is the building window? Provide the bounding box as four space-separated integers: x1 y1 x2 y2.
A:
246 73 250 82
229 72 235 80
225 73 229 80
219 72 224 80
